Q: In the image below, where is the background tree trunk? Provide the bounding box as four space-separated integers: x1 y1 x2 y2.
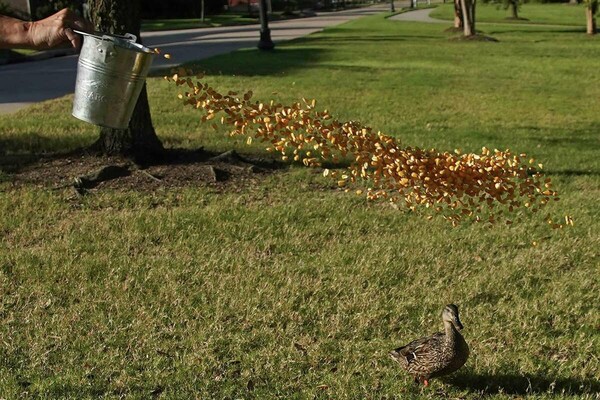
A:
460 0 475 36
454 0 463 28
87 0 164 161
586 6 597 34
470 0 476 32
511 1 519 19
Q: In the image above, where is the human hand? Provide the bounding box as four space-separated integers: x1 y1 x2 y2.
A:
28 8 94 50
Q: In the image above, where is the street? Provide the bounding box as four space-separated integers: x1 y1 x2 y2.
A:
0 5 388 114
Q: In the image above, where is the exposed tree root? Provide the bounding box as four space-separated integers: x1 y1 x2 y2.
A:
73 164 132 194
450 34 499 42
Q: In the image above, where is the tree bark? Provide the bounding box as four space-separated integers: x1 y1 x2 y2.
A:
92 86 163 159
460 0 475 36
586 5 597 34
454 0 463 28
511 1 518 19
471 0 476 32
87 0 164 161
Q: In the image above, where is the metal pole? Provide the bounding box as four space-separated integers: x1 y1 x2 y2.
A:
258 0 275 50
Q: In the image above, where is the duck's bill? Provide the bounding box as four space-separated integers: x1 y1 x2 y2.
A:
389 350 402 362
455 320 464 330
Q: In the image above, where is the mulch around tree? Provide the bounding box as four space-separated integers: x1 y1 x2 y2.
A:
1 148 285 194
449 33 499 42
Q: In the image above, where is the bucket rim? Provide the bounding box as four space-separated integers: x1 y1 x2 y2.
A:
73 29 155 54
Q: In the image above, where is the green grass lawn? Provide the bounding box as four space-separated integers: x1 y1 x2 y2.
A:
431 2 589 27
1 7 599 399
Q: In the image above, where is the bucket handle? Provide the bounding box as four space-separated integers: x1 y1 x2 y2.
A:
73 30 137 43
120 33 137 42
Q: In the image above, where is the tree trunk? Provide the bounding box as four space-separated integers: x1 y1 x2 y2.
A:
454 0 463 28
471 0 476 32
92 87 163 159
87 0 164 161
201 0 205 23
586 5 597 34
511 1 518 19
460 0 475 36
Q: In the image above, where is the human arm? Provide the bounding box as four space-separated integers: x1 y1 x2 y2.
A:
0 8 93 50
0 14 31 49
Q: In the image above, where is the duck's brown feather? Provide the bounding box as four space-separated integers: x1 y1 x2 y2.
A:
390 330 469 379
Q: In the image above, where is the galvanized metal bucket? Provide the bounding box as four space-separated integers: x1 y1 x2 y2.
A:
72 30 155 129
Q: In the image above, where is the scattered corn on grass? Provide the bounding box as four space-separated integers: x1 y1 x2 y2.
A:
0 9 598 399
167 69 560 227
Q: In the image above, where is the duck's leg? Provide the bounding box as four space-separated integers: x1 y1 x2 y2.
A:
415 376 430 386
414 376 429 386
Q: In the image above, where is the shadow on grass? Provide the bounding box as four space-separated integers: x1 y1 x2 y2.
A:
0 132 94 153
0 133 96 173
445 372 600 396
487 28 586 34
476 126 600 151
530 135 600 148
298 35 411 43
149 46 329 78
547 169 600 177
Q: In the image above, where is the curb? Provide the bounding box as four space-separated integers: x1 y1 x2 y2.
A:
0 48 78 66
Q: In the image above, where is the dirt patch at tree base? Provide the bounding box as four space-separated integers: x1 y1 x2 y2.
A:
2 148 285 194
444 26 463 33
449 34 499 42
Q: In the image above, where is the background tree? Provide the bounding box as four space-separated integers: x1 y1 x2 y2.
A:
139 0 224 19
460 0 476 36
87 0 164 161
454 0 463 28
32 0 83 19
483 0 527 20
584 0 597 34
505 0 521 19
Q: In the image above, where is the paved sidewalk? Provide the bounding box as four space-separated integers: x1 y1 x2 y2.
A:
0 5 389 115
391 6 584 28
390 7 446 23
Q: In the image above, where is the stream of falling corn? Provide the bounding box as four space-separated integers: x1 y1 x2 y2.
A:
164 66 569 228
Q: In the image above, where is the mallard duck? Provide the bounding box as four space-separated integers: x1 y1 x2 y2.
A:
389 304 469 386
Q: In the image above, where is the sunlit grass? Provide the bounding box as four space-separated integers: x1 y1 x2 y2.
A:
0 8 599 399
431 2 589 26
